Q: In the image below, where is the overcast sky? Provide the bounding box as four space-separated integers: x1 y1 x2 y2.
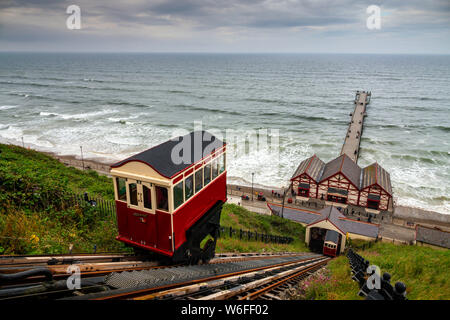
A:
0 0 449 53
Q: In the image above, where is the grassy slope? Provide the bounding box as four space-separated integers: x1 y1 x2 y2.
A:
0 144 307 255
218 203 308 253
0 143 121 254
0 143 114 201
302 241 450 300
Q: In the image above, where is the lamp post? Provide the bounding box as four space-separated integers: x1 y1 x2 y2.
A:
251 172 254 201
80 146 85 170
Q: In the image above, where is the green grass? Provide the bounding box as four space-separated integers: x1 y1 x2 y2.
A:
0 144 308 255
0 143 114 208
300 241 450 300
0 143 125 254
217 203 308 253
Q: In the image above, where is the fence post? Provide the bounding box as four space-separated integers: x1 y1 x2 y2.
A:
111 200 115 217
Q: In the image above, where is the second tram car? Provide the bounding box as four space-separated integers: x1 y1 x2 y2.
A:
110 131 226 264
323 229 340 257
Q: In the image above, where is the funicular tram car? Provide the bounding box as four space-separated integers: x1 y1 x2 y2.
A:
110 131 227 264
323 230 340 257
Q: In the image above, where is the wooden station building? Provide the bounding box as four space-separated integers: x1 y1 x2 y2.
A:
291 153 393 212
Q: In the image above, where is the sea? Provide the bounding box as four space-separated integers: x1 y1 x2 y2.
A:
0 53 448 214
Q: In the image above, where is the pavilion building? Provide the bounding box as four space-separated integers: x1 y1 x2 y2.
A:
290 153 393 213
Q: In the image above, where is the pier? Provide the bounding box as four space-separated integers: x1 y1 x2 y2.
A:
340 91 371 163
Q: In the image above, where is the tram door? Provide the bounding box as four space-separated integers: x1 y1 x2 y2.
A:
126 180 157 246
367 199 380 210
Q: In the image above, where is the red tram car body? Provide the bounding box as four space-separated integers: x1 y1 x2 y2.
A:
323 229 340 257
110 131 227 263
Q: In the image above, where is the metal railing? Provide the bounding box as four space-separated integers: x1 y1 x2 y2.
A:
217 226 294 244
68 192 116 217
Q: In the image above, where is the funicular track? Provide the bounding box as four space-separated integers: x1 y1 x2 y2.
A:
0 252 164 286
0 252 329 300
130 256 330 300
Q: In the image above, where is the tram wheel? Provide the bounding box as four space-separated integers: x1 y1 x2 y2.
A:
200 239 216 263
187 248 201 265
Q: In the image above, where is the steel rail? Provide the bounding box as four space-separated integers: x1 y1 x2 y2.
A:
237 258 330 300
93 255 321 300
0 253 133 265
133 257 327 300
0 253 302 290
0 251 300 268
0 252 132 259
195 258 329 300
0 253 304 280
0 263 181 287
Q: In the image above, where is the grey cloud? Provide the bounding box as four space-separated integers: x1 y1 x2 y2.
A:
0 0 449 53
0 0 68 9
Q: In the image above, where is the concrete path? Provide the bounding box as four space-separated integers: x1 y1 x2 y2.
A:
227 195 271 215
379 223 415 243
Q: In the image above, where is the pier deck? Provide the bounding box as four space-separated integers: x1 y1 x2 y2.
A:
340 91 371 163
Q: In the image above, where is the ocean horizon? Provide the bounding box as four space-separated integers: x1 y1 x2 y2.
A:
0 53 448 214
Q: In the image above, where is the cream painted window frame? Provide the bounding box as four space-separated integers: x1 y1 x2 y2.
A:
170 150 227 214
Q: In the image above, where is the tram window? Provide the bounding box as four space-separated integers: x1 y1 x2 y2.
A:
204 163 211 185
128 183 138 206
116 177 127 201
143 185 152 209
174 181 184 209
195 169 203 193
212 159 218 180
185 175 194 200
156 186 168 211
218 153 225 174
